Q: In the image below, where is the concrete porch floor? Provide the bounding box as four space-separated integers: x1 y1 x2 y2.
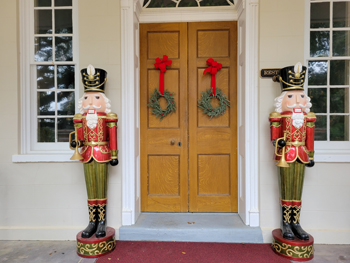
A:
0 241 350 263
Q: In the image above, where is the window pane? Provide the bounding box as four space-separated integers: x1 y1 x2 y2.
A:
35 37 53 61
55 0 72 6
55 36 73 61
34 10 52 34
37 65 54 90
333 2 350 28
38 92 55 115
143 0 176 7
201 0 230 6
330 60 350 85
178 0 199 7
315 115 327 141
35 0 51 7
57 91 75 115
55 9 72 34
330 88 349 113
330 115 349 141
57 65 74 89
311 2 330 28
333 31 350 57
57 118 73 142
38 118 55 142
308 61 328 85
309 88 327 113
310 31 329 57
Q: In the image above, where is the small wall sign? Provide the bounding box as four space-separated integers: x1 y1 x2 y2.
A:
260 68 280 78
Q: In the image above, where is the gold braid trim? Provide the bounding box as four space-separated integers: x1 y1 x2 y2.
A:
82 78 107 91
98 204 106 221
293 206 301 224
282 204 292 224
107 122 117 128
88 204 96 222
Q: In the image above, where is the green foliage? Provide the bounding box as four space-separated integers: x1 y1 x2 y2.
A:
198 88 230 119
148 89 177 120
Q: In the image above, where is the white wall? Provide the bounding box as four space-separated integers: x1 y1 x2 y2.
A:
0 0 122 240
259 0 350 244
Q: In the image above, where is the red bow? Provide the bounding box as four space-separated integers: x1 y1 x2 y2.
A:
203 58 222 96
154 55 172 95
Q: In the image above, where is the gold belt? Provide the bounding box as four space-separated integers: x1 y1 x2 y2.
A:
84 141 108 146
286 141 305 147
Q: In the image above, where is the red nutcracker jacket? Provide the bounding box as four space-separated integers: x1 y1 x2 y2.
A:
269 111 316 164
73 111 118 163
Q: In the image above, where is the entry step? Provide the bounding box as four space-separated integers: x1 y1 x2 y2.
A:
119 213 263 243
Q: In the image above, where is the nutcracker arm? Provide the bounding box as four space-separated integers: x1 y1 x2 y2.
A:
306 112 316 160
106 112 118 160
269 112 282 145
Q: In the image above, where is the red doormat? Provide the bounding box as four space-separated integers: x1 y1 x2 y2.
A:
96 241 290 263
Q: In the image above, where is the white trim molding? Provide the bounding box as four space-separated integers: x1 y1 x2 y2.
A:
120 0 141 226
236 0 260 227
120 0 260 227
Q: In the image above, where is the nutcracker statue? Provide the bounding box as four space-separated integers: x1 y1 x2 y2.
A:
69 65 118 258
270 62 316 261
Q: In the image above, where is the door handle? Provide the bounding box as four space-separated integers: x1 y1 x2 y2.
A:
170 140 175 145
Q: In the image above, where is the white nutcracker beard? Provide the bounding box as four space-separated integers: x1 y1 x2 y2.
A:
291 112 304 129
86 112 98 129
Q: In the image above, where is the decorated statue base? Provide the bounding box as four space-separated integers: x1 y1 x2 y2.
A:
271 229 314 261
76 227 116 258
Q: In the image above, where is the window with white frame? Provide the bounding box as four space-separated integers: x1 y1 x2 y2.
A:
19 0 78 156
306 0 350 152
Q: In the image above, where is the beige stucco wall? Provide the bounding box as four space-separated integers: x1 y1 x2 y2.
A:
259 0 350 243
0 0 122 240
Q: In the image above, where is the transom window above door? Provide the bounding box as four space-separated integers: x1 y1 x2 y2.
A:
143 0 234 8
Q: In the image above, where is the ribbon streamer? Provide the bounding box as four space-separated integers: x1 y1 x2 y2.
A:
203 58 222 96
154 55 172 95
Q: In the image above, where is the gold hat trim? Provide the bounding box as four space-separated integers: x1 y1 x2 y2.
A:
82 78 107 92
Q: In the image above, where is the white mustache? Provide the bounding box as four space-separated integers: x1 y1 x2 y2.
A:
287 103 306 108
83 105 102 110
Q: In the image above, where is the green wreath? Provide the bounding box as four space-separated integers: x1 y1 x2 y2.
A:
148 88 176 120
198 88 231 119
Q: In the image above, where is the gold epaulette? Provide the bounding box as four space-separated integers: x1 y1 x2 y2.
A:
306 112 316 118
269 112 281 119
107 112 118 119
73 113 83 119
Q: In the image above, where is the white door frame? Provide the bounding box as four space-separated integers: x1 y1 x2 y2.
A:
120 0 260 227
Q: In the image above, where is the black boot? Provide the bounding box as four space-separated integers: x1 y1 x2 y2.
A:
291 205 309 240
281 203 294 240
81 203 98 238
95 203 107 238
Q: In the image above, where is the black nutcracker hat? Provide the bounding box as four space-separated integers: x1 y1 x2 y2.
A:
81 65 107 93
278 62 306 92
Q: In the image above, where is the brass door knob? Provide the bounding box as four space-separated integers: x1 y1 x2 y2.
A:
170 140 175 145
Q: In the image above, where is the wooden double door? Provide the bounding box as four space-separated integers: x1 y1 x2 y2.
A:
140 22 237 212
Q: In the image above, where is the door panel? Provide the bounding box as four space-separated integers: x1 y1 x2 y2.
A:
141 21 237 213
188 21 237 212
140 23 188 212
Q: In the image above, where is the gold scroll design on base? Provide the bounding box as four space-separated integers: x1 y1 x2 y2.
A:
272 238 314 259
77 236 115 256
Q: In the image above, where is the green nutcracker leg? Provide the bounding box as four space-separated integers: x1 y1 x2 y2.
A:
279 161 308 240
82 160 108 238
290 161 309 240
